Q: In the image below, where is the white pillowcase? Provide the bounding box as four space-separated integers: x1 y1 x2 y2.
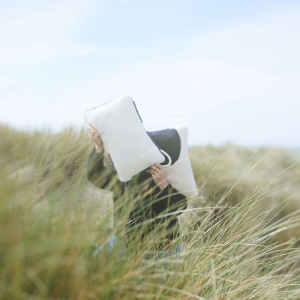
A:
84 95 165 182
164 125 199 198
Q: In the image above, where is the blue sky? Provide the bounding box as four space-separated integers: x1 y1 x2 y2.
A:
1 0 300 147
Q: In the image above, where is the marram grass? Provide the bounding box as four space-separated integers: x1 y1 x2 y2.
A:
1 124 300 299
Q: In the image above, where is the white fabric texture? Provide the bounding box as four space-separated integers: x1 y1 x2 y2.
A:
164 126 199 198
85 95 165 182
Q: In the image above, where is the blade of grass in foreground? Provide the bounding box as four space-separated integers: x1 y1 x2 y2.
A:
1 125 300 299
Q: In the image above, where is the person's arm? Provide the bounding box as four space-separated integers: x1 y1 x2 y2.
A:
152 184 187 241
86 126 119 190
155 185 187 213
87 147 110 188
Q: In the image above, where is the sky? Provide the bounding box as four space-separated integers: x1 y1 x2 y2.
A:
0 0 300 147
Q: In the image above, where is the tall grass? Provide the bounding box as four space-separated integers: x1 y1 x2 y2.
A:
1 124 300 299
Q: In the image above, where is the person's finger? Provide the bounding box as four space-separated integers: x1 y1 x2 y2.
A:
153 163 163 170
88 127 98 138
150 167 159 176
151 165 161 173
88 127 93 135
88 128 103 149
91 130 100 140
93 132 99 140
150 169 157 176
151 166 166 181
150 169 158 177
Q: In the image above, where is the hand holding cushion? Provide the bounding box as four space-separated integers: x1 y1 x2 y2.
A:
88 126 103 153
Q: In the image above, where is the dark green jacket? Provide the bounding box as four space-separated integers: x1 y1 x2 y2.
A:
87 148 187 247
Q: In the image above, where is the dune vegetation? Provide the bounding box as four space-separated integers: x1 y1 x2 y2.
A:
1 124 300 299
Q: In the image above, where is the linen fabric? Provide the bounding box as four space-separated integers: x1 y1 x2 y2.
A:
149 126 198 198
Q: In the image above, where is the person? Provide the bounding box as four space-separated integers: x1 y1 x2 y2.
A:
87 126 187 254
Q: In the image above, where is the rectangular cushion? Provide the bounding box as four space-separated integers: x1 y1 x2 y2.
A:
85 95 165 182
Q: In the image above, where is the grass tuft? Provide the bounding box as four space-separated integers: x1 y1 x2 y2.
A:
1 124 300 299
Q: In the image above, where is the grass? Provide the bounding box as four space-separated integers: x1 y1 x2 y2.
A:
1 124 300 299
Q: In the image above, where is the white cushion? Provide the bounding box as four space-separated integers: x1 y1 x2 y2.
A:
84 95 165 182
164 125 199 198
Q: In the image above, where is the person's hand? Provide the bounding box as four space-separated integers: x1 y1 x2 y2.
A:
88 126 103 153
149 164 169 190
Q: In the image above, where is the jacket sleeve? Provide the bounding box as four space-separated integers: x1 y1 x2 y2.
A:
86 148 120 190
152 184 187 241
153 184 187 216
